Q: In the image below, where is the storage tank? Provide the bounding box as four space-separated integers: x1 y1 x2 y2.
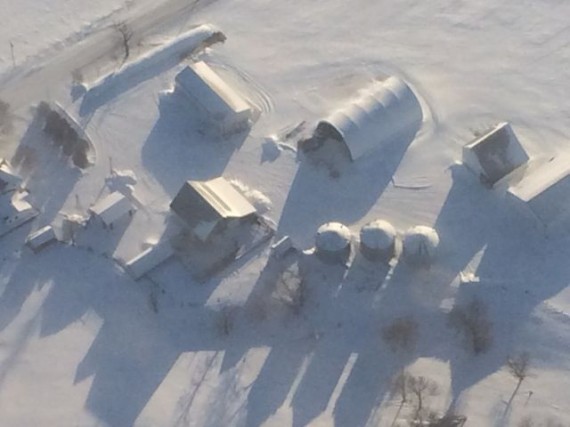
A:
359 220 397 262
402 225 439 266
315 222 352 264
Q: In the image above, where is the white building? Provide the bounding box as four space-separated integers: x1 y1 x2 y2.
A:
312 76 423 161
170 177 257 242
175 61 252 136
89 192 135 229
462 122 529 187
508 157 570 227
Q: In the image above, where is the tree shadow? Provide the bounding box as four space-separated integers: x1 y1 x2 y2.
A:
10 107 81 226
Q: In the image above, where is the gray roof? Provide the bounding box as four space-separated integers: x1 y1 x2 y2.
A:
170 177 256 236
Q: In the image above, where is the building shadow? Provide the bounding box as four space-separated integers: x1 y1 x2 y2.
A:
140 91 247 198
278 128 419 249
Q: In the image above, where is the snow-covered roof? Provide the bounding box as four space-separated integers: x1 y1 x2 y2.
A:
318 76 422 161
402 226 439 258
26 225 57 252
360 220 396 250
125 243 173 280
170 177 256 235
508 157 570 224
89 192 134 226
175 61 251 119
462 122 529 185
315 222 352 252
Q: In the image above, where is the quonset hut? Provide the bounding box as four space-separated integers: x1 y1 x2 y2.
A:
304 76 422 162
315 222 352 264
359 220 397 262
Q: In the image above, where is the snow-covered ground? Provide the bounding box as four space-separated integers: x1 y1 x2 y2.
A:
1 0 570 426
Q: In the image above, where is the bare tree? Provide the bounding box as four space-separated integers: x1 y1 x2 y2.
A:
389 372 439 426
408 375 440 423
115 22 133 64
449 297 493 354
504 352 531 416
383 316 419 355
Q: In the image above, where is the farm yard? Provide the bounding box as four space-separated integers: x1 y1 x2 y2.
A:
1 0 570 426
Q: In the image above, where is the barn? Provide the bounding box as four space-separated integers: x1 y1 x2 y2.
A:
175 61 252 136
507 157 570 227
462 122 529 187
89 192 135 229
306 76 423 161
170 177 257 242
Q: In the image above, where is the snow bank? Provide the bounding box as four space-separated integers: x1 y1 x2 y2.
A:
230 179 272 214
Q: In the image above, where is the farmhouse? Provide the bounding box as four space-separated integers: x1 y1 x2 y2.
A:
89 192 135 229
303 76 422 161
170 177 257 242
175 61 252 136
507 157 570 227
462 122 529 187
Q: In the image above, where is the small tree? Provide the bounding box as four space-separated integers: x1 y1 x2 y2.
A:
449 297 493 354
389 371 439 427
504 352 531 416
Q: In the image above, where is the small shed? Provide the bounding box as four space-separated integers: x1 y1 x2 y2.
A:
125 243 174 280
462 122 529 187
175 61 252 135
402 226 439 266
26 225 57 253
507 157 570 227
0 159 22 193
359 220 397 262
315 222 352 264
89 192 134 229
170 177 257 241
313 76 422 161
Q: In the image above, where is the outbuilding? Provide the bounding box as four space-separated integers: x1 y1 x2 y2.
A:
26 225 57 253
309 76 422 161
359 220 397 262
125 243 174 280
89 192 135 229
402 226 439 266
175 61 252 136
170 176 257 242
315 222 352 264
507 157 570 227
462 122 529 187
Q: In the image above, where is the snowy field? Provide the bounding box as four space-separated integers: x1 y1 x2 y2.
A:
1 0 570 426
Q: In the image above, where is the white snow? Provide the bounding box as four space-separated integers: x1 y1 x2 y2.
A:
2 0 570 426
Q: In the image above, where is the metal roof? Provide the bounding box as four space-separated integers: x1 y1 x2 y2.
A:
318 76 422 161
175 61 251 119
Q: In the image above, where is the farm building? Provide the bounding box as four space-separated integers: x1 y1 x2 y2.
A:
89 192 135 229
359 219 397 262
0 192 38 238
315 222 352 264
303 76 422 161
462 122 529 187
125 243 174 280
0 159 22 193
402 225 439 266
507 157 570 227
26 225 57 253
175 61 252 136
170 177 257 242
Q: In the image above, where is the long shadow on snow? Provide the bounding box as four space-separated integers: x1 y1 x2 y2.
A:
278 129 418 249
11 108 81 226
140 91 245 197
